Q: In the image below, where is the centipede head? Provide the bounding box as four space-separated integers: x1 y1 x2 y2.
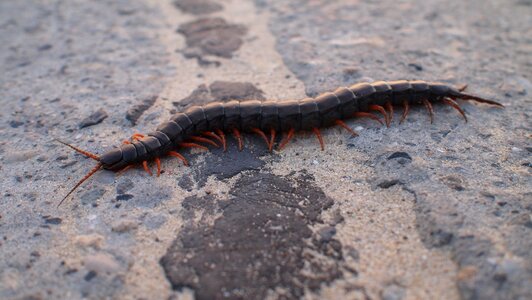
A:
55 139 103 207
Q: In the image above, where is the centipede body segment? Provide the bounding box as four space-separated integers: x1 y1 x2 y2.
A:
58 80 503 205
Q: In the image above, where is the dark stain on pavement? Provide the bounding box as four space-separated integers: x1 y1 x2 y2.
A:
177 17 247 59
160 171 345 299
125 95 158 125
173 0 223 15
174 81 265 109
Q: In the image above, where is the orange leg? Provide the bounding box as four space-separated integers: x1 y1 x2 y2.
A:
368 105 390 127
422 99 435 124
400 100 410 124
190 136 219 148
179 142 209 151
142 161 152 176
278 128 295 150
154 157 161 177
335 120 358 136
443 98 468 123
131 133 145 141
215 129 227 152
251 128 271 150
269 128 276 152
312 127 325 151
203 131 224 146
353 112 384 126
116 164 135 176
385 101 394 124
168 151 189 166
232 128 243 151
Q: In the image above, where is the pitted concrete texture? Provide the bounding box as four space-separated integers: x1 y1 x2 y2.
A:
0 0 530 299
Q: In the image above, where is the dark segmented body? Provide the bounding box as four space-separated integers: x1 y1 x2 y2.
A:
98 80 493 170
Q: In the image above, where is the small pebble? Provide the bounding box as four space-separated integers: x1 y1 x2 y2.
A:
111 219 138 233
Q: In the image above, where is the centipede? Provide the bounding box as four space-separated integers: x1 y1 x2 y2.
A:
57 80 503 206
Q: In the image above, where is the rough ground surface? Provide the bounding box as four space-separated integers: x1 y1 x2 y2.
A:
0 0 530 299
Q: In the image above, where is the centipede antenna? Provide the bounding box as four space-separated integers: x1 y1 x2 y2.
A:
459 93 504 107
58 163 103 207
55 139 100 161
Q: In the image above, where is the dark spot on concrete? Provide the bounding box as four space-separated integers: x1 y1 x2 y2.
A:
441 175 466 191
43 216 62 225
173 0 223 15
37 44 52 51
191 137 268 187
161 171 343 299
210 81 264 101
60 160 77 169
180 48 222 66
377 179 401 189
174 81 264 109
116 194 133 201
408 62 423 71
79 188 106 205
429 229 453 247
79 108 108 128
177 174 195 191
116 178 134 194
177 17 247 59
9 119 24 128
84 270 97 281
387 152 412 161
126 95 157 125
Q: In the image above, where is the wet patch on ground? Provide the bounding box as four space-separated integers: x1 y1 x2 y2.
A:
125 95 158 125
173 81 265 109
188 138 269 188
161 171 346 299
173 0 223 15
177 17 247 60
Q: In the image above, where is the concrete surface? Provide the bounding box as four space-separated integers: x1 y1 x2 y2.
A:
0 0 530 299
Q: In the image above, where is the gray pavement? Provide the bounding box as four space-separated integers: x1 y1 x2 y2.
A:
0 0 530 299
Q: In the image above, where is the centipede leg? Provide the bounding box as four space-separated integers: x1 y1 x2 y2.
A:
400 100 410 124
443 98 468 123
215 129 227 152
385 101 394 124
132 133 145 141
232 128 243 151
190 136 219 148
269 128 276 152
202 131 224 147
142 161 152 176
179 142 209 151
116 164 135 176
334 120 358 137
168 151 189 166
422 99 435 124
154 157 161 177
353 112 385 126
251 128 271 150
368 105 390 127
278 128 295 151
312 127 325 151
